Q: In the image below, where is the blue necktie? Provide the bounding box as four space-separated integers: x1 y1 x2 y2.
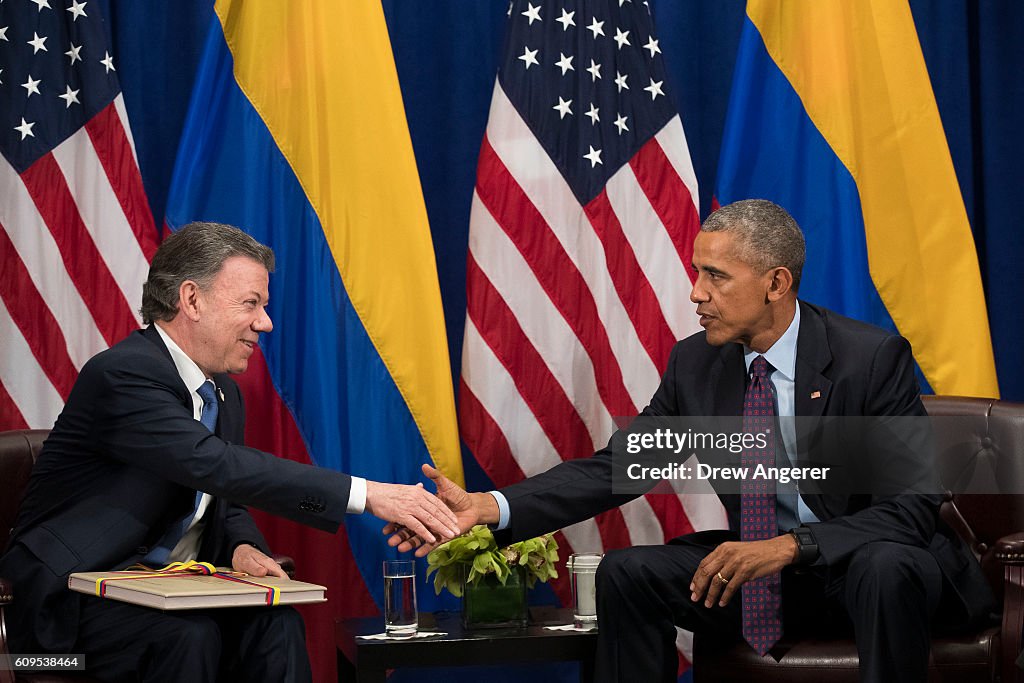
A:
143 380 218 566
197 380 219 432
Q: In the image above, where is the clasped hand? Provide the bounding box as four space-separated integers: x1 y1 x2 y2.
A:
382 464 485 556
365 478 461 546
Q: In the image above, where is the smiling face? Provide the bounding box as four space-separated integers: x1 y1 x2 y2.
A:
690 230 785 351
190 255 273 376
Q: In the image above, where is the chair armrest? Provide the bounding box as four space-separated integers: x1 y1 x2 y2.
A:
994 532 1024 565
0 576 13 683
997 533 1024 683
272 554 295 579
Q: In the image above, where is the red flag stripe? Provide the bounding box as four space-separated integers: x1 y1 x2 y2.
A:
466 254 634 552
458 378 587 606
466 253 595 459
51 127 151 317
653 118 702 215
629 136 702 279
0 164 109 369
475 136 638 416
645 488 696 542
458 377 528 487
461 319 607 553
0 295 65 427
468 191 615 443
20 154 139 347
84 101 159 261
482 86 663 407
606 158 700 343
584 189 678 371
0 225 78 400
0 379 29 431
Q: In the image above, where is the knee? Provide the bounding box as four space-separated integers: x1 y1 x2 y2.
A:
272 607 307 644
597 548 646 593
182 615 222 652
252 606 307 649
158 614 221 663
846 542 922 597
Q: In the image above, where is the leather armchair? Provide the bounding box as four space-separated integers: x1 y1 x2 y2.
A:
0 429 294 683
693 396 1024 682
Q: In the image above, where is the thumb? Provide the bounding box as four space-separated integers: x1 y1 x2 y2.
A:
422 463 447 485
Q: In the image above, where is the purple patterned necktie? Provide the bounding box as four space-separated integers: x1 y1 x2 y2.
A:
740 355 783 656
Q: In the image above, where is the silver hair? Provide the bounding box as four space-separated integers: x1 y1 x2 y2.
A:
140 222 275 324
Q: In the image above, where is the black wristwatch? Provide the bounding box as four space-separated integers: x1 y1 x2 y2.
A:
788 526 819 565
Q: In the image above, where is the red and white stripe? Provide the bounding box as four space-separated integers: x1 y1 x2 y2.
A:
0 95 156 430
463 82 728 552
462 81 728 668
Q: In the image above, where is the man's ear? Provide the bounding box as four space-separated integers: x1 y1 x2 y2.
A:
765 267 794 302
179 280 202 322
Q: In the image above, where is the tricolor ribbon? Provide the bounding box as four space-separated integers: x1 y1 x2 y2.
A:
95 560 282 605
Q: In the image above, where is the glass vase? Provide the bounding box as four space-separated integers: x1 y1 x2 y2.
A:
461 565 528 629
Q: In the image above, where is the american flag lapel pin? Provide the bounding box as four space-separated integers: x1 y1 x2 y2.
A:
810 390 821 400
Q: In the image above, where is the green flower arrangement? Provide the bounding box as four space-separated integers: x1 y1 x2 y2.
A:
426 525 559 597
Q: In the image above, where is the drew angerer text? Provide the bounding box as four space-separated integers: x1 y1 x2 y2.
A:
627 462 830 484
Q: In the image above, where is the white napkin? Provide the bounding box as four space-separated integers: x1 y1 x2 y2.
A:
543 624 597 632
357 631 447 641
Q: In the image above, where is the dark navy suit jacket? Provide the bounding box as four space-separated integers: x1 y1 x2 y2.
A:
494 301 994 626
0 325 352 652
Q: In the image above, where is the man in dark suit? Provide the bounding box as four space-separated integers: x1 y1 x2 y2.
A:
0 222 459 682
392 200 994 682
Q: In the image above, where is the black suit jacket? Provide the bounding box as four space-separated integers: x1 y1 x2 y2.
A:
0 326 352 652
495 301 993 624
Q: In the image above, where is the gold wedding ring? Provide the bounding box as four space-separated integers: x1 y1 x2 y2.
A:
715 571 730 585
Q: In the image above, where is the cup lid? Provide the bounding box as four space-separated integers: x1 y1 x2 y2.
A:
567 553 603 569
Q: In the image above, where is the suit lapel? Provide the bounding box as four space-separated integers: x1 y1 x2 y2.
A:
212 374 239 442
794 302 833 420
792 302 841 519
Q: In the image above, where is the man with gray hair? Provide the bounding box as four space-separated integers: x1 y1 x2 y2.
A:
0 222 460 682
393 200 993 682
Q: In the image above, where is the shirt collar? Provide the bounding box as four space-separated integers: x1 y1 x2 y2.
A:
153 324 210 395
743 303 800 381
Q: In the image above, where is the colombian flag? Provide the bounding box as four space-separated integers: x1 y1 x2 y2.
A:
164 2 463 677
716 0 998 398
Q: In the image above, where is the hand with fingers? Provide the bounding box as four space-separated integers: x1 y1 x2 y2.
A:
689 535 799 608
232 543 288 578
364 478 461 548
383 463 500 557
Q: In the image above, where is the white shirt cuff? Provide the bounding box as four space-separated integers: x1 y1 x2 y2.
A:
347 476 367 514
490 491 510 530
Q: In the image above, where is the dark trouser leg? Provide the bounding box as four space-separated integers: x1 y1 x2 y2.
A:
594 538 741 683
839 541 942 683
217 606 311 683
76 598 221 683
76 597 310 683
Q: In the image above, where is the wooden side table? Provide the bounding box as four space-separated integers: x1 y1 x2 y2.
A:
336 607 597 682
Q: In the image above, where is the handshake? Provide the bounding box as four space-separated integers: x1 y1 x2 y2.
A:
367 465 500 556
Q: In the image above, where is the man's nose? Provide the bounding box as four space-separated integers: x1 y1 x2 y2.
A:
690 279 707 304
254 307 273 333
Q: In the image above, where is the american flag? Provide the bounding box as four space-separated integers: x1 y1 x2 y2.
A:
460 0 726 666
0 0 156 430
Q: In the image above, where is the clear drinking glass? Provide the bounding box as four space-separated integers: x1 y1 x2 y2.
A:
383 560 418 636
567 553 602 629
